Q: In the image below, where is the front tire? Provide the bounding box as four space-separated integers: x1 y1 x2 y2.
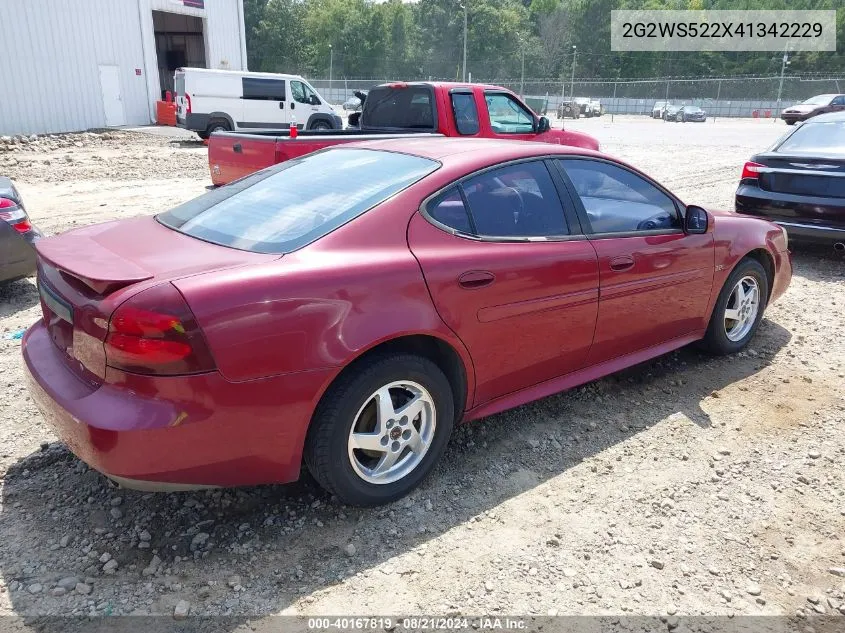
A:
310 120 332 131
701 258 768 355
304 354 455 506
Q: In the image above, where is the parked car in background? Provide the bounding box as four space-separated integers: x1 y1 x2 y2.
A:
575 97 592 115
208 81 600 186
174 67 342 138
0 177 42 284
587 100 602 117
679 105 707 122
23 138 791 506
652 101 667 118
736 111 845 248
663 105 681 121
343 92 365 111
557 100 581 119
781 94 845 125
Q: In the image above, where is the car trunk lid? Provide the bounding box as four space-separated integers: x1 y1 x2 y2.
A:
35 215 276 382
756 153 845 199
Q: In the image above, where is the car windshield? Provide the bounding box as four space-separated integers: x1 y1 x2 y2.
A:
776 120 845 155
802 95 834 105
157 149 439 253
685 107 702 113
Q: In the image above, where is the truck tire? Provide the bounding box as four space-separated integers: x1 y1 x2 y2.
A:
310 120 332 131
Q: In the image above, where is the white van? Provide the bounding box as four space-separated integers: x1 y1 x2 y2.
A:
174 68 341 138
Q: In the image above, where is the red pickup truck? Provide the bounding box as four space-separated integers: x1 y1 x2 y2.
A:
208 81 600 186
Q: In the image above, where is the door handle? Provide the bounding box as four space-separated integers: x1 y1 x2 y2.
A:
233 143 242 154
279 102 285 109
609 256 635 271
458 270 495 289
290 102 295 110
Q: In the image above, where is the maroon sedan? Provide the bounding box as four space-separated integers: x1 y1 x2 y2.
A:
22 138 792 505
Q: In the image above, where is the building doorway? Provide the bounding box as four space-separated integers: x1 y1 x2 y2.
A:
152 11 207 99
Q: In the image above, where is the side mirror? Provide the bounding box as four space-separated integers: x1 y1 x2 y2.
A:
309 95 321 106
537 116 550 133
685 205 709 234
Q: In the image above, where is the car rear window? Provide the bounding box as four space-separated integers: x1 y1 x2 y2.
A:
776 120 845 154
362 86 436 130
157 149 438 254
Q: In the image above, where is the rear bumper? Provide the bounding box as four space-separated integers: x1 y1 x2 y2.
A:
780 113 808 123
22 319 333 488
735 185 845 243
0 227 41 283
176 112 210 132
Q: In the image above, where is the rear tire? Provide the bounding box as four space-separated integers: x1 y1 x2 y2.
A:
304 354 455 506
700 258 769 355
205 119 231 137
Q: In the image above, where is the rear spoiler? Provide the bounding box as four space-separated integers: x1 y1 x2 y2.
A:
35 235 153 294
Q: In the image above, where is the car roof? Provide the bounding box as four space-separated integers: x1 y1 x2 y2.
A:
375 81 511 92
176 67 305 81
343 137 605 164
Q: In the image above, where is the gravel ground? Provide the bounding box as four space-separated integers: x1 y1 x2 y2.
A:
0 119 843 624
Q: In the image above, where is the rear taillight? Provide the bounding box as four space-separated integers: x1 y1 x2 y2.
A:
741 161 765 181
105 283 215 376
0 197 31 233
185 93 192 114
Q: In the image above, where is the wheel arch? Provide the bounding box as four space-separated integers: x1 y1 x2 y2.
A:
306 113 337 130
207 112 235 130
743 248 775 301
311 333 472 432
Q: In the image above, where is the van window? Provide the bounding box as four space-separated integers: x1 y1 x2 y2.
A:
292 80 320 105
243 77 285 101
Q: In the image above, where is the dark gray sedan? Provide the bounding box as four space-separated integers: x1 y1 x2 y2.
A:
0 177 42 283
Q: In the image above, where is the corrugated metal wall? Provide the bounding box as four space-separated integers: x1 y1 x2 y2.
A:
0 0 149 135
0 0 246 136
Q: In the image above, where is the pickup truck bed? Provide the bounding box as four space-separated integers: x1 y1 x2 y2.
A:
210 130 443 186
208 81 600 186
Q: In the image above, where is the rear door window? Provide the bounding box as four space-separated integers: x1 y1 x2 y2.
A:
158 149 438 253
425 161 569 239
362 86 436 130
243 77 285 101
450 92 479 135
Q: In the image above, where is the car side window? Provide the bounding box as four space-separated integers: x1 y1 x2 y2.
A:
832 95 845 106
428 161 569 238
428 187 474 234
450 93 480 135
558 159 680 234
484 93 534 134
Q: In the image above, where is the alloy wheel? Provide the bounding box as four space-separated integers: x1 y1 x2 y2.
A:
724 275 760 342
347 381 436 485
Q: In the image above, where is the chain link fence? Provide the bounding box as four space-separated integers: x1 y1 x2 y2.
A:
310 75 845 119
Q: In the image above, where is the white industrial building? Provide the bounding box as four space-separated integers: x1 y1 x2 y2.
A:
0 0 247 135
